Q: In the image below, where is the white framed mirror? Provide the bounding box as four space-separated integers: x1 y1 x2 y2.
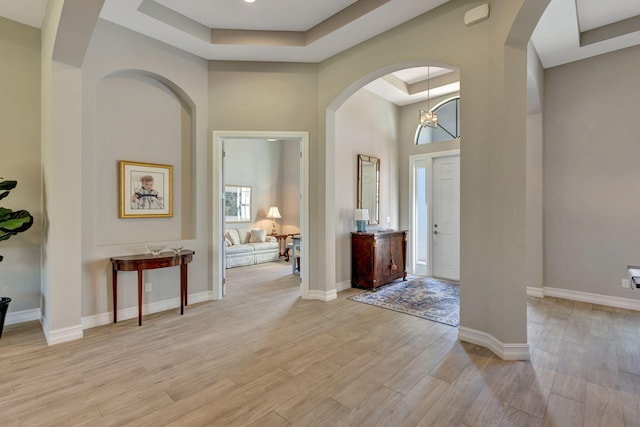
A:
224 185 251 223
357 154 380 225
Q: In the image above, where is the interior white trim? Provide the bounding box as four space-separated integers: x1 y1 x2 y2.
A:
81 290 213 329
527 286 640 311
336 280 352 292
5 308 41 326
458 326 530 361
308 289 337 301
212 130 310 300
41 316 84 346
526 286 545 298
408 149 460 279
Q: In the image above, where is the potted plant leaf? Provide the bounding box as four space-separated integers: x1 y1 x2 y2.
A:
0 178 34 337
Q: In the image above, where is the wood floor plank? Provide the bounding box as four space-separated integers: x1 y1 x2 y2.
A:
414 363 488 426
584 382 625 427
501 407 543 427
621 391 640 427
248 410 291 427
542 393 584 427
508 365 556 418
0 262 638 425
290 397 350 427
462 386 511 426
551 372 587 403
373 374 449 427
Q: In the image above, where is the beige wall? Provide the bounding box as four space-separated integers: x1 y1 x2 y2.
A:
334 88 400 285
223 139 299 234
525 43 544 291
318 0 546 347
80 20 209 319
0 17 41 313
278 140 301 237
5 0 553 354
544 44 640 300
208 61 318 285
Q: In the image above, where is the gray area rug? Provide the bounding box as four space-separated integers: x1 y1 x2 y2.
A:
348 276 460 327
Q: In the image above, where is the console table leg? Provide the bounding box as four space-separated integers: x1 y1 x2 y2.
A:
112 268 118 323
137 268 143 326
180 264 187 315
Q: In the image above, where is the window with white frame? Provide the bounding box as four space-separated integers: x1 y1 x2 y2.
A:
415 97 460 145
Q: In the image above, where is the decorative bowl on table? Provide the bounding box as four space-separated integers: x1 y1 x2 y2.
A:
170 246 184 254
146 245 166 256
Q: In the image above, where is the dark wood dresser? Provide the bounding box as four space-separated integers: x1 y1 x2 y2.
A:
351 230 407 291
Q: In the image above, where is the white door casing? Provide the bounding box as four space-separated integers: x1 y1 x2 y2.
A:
409 150 460 280
212 130 310 300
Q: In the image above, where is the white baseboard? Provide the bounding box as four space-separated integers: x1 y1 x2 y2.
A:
527 286 640 311
41 315 84 345
526 287 544 298
307 289 337 301
458 327 530 361
5 308 41 326
336 280 351 292
82 290 213 329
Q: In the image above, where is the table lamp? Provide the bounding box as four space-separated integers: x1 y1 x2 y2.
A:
266 206 281 235
354 209 369 232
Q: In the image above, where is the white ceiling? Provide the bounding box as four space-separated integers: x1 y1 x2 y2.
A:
153 0 360 31
532 0 640 68
99 0 450 63
1 0 639 104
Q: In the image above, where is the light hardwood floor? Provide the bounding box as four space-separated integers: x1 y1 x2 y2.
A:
1 261 639 426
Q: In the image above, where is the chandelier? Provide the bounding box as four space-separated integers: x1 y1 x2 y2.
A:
418 67 438 128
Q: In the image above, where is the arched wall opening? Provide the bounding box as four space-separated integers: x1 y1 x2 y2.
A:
327 60 460 290
82 68 201 322
319 0 550 359
93 69 197 245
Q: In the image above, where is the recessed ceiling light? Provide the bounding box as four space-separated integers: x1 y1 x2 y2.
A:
244 0 255 3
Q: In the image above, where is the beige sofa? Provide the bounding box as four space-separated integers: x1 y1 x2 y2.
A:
224 228 280 268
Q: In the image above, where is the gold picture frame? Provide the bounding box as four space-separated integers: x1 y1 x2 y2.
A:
119 160 173 218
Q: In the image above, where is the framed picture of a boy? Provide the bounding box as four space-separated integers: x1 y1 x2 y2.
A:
119 160 173 218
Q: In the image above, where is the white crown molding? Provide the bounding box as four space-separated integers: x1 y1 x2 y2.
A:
458 327 530 361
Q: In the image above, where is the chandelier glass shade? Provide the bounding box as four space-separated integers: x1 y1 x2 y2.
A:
419 109 438 128
418 67 439 128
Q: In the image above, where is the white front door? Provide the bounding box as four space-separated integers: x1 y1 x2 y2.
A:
432 155 460 280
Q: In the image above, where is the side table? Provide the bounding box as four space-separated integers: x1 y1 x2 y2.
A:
269 233 293 259
110 250 195 326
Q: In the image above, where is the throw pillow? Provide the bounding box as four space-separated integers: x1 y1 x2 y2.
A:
249 229 266 243
226 229 241 245
224 236 232 247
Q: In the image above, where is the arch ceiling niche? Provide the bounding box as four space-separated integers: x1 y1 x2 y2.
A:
94 70 195 245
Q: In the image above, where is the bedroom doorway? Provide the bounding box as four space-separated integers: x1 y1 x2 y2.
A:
212 130 309 300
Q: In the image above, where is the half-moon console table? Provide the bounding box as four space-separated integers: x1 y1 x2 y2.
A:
110 250 195 326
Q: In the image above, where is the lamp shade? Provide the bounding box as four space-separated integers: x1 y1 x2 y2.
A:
354 209 369 221
266 206 281 219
